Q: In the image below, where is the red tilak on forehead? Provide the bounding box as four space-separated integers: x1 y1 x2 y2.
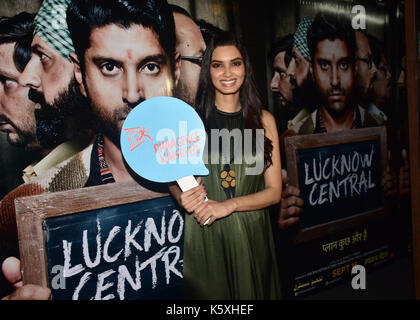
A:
127 49 132 60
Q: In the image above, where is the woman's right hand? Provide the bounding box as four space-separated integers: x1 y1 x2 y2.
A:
178 177 208 213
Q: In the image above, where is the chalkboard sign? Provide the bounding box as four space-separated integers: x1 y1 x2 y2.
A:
284 127 387 243
15 181 184 300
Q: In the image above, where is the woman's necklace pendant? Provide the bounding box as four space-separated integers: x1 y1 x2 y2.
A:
220 164 235 199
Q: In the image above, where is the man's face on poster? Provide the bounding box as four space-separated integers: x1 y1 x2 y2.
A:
288 46 311 87
19 35 75 108
0 42 38 149
19 35 86 149
75 24 179 146
355 31 377 97
174 12 206 106
372 53 391 104
270 50 293 107
312 38 355 117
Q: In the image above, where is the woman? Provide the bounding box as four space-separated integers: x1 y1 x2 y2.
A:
169 31 282 299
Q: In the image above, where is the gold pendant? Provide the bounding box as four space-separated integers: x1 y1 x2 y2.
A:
220 164 236 198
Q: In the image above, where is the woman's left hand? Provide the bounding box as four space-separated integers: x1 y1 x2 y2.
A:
194 199 236 227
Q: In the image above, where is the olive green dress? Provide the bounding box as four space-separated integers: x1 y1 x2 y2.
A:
183 108 281 300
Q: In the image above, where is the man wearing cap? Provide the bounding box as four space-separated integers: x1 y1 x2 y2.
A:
278 13 395 231
1 0 92 226
269 34 296 135
0 0 94 298
17 0 93 183
0 12 82 196
270 34 294 109
1 0 180 300
286 16 316 130
0 13 48 196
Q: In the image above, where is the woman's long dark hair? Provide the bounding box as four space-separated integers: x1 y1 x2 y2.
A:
195 31 273 170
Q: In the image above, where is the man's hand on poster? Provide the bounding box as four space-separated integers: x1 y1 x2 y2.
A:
1 257 50 300
279 169 304 230
399 149 410 197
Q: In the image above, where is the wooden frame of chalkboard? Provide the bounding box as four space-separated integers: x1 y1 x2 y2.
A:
284 127 388 244
14 181 181 299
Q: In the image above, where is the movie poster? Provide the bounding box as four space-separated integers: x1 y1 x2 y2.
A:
265 0 411 299
0 0 413 302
